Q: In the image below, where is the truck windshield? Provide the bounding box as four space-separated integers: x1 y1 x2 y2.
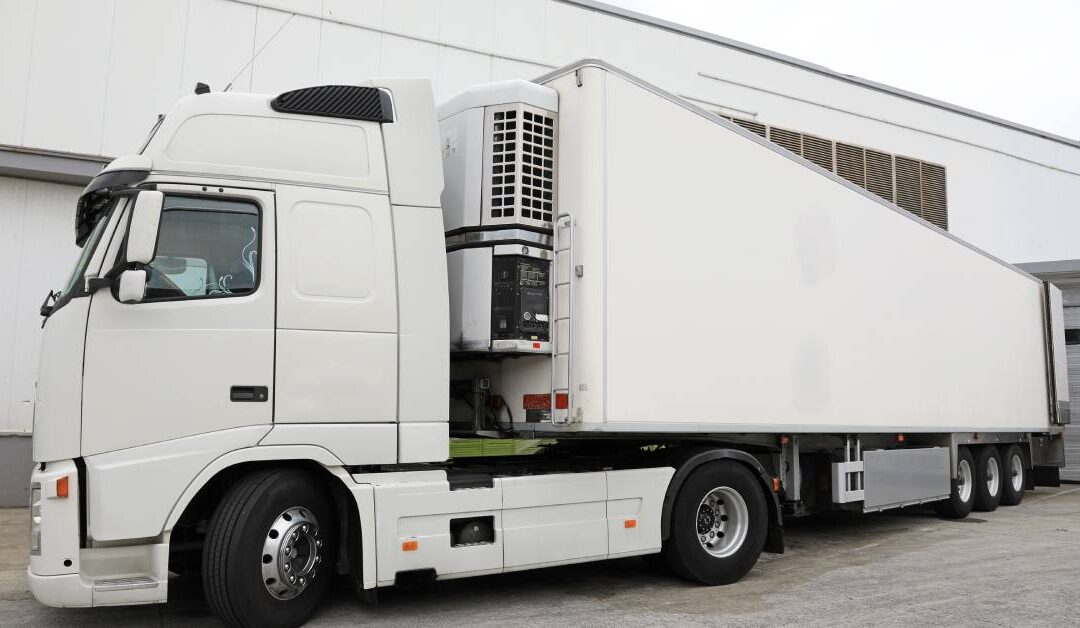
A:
59 201 114 298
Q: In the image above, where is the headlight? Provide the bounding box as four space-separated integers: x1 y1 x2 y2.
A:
29 483 41 555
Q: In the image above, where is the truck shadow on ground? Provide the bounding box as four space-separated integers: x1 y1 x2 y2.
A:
41 506 969 626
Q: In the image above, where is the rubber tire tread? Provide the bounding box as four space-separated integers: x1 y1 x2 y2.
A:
934 447 975 519
203 469 286 628
999 444 1025 506
972 446 1002 512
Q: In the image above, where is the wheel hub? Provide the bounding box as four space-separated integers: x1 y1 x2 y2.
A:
695 486 749 558
262 507 323 600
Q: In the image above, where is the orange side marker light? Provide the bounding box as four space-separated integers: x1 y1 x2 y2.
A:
772 477 781 493
402 539 418 552
56 475 69 498
624 519 637 529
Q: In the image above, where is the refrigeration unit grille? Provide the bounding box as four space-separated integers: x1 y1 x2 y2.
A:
484 104 557 228
720 115 948 230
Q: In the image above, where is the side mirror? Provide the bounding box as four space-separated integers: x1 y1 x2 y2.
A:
126 191 164 264
118 269 147 303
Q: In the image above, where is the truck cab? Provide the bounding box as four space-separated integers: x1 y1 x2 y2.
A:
30 79 455 608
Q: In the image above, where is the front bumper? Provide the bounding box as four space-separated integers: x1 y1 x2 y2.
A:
28 460 167 608
27 570 93 607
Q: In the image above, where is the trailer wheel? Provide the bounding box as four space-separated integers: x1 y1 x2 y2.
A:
203 469 338 628
1000 444 1025 506
934 447 975 519
972 446 1003 512
661 460 767 585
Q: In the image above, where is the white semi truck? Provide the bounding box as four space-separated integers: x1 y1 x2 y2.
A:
28 60 1068 627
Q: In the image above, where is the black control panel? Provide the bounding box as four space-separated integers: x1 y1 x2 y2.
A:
491 255 550 342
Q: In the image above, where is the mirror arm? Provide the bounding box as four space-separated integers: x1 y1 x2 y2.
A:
86 261 137 292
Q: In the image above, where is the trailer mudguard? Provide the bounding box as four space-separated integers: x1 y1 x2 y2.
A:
660 447 784 554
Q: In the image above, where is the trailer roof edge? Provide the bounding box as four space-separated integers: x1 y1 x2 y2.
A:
535 59 1041 285
557 0 1080 151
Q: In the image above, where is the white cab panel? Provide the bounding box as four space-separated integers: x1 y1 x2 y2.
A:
82 188 276 456
392 205 450 423
276 185 397 333
364 467 672 586
85 426 269 541
259 423 397 465
501 472 608 569
397 422 449 463
606 467 673 557
32 299 90 463
374 476 504 586
143 93 388 193
361 78 443 208
275 330 396 423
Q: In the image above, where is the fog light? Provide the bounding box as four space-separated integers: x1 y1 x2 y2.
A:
29 483 41 555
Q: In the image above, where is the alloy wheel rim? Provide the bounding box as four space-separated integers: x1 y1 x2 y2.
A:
1010 453 1024 492
695 486 749 558
986 455 1001 497
957 459 973 503
261 507 323 600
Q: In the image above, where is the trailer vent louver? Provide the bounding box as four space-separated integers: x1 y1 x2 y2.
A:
484 103 558 227
865 149 894 203
836 143 866 188
724 115 948 231
271 85 393 123
801 134 834 171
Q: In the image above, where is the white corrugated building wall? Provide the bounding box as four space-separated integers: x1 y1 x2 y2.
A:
2 0 1080 503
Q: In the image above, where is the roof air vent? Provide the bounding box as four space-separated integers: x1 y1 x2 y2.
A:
271 85 394 123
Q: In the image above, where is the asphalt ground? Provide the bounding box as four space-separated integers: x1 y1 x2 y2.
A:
3 485 1079 626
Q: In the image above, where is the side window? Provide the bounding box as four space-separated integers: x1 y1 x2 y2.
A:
142 196 260 301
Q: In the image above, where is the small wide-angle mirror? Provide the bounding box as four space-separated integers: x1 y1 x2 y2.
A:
118 269 147 303
126 190 164 264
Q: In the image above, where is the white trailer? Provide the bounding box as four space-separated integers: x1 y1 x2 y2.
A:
27 61 1067 627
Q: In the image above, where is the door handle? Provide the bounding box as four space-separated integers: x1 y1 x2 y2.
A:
230 386 269 402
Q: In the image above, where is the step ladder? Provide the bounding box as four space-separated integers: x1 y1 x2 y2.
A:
550 213 575 424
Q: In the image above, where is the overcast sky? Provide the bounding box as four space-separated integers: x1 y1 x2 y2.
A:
604 0 1080 140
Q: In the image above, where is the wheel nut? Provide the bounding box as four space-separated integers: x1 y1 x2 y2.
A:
302 524 309 533
316 539 323 548
289 575 296 584
284 563 291 571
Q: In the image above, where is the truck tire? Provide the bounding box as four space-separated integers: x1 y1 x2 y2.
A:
1000 444 1025 506
972 446 1003 512
661 460 767 585
203 469 338 628
934 447 975 519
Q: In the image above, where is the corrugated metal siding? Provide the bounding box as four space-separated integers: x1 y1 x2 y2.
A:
1065 304 1080 482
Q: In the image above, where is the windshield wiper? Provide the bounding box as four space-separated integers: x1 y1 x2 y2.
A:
39 290 59 323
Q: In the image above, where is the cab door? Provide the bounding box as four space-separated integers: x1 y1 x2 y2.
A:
81 185 276 456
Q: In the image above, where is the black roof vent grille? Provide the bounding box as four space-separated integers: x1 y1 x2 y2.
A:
271 85 393 123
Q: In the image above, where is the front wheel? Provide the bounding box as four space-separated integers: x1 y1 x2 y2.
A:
661 460 768 585
203 469 338 628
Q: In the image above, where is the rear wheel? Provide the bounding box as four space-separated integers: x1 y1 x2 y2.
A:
973 446 1003 512
1000 444 1026 506
203 469 338 628
661 460 767 585
934 447 975 519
